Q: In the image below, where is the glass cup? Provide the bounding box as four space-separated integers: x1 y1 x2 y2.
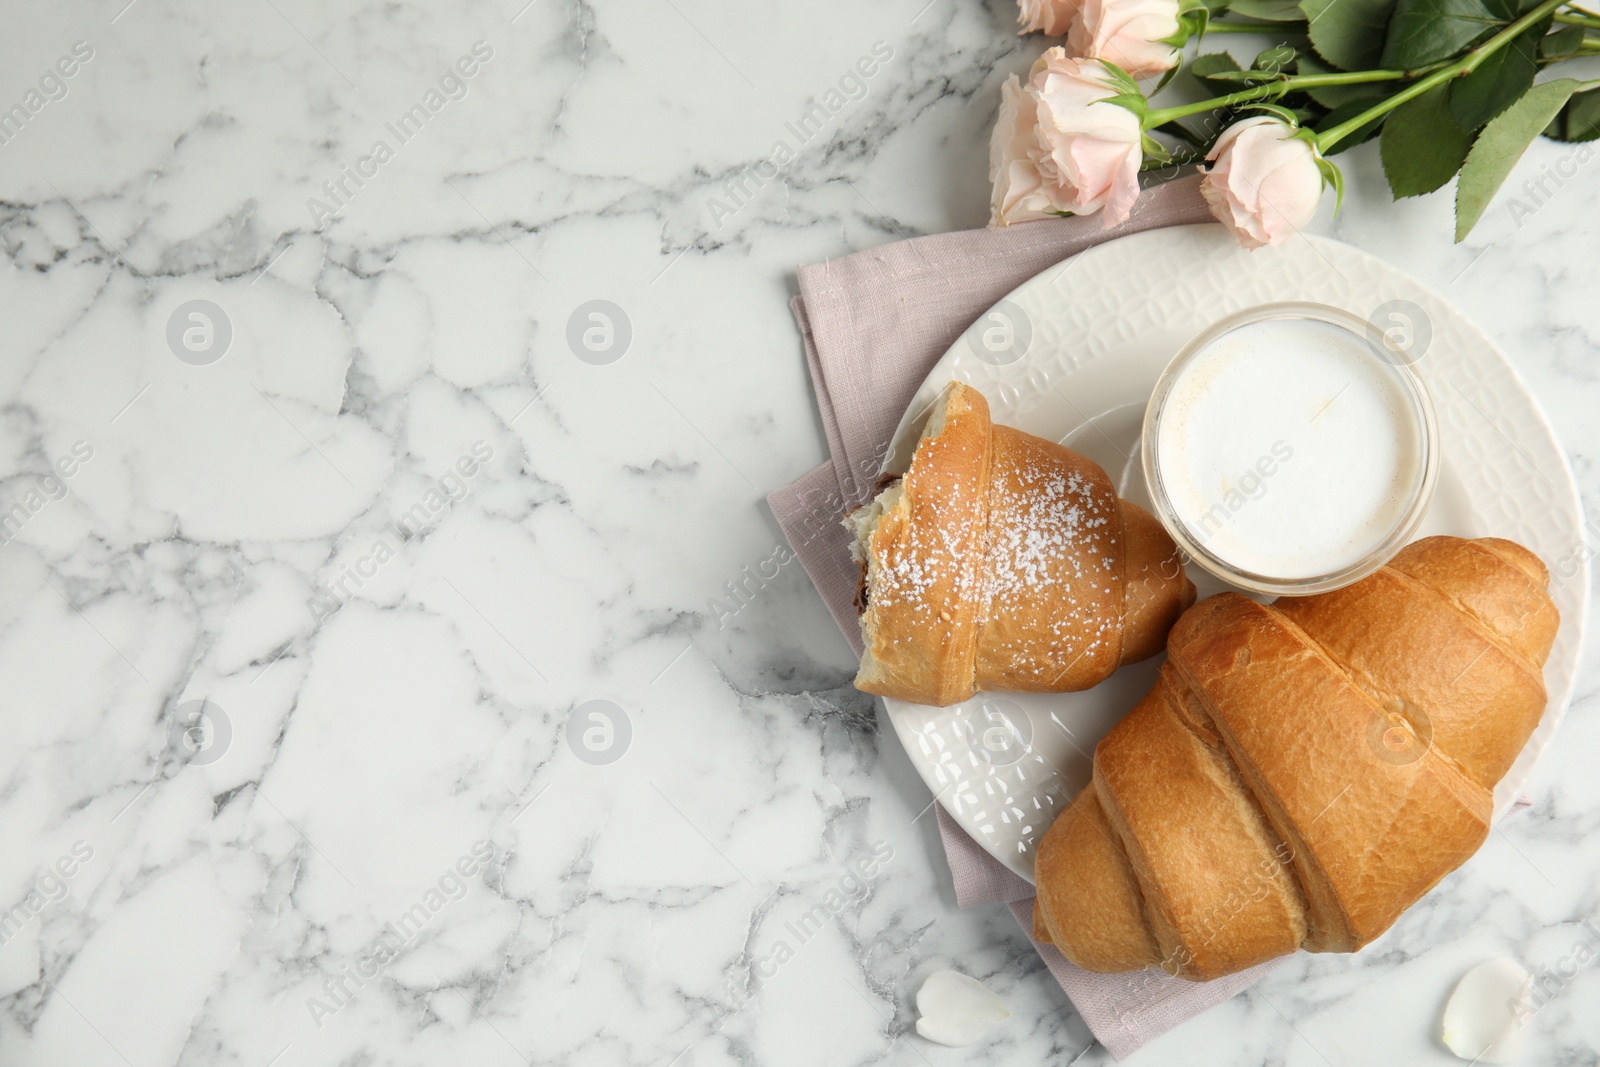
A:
1141 301 1440 597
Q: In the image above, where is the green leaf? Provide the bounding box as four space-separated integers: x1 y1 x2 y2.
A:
1228 0 1306 18
1544 88 1600 142
1190 51 1246 94
1456 77 1579 240
1448 17 1548 129
1540 23 1585 58
1381 85 1475 197
1482 0 1544 18
1253 43 1300 70
1381 0 1502 69
1316 94 1390 153
1295 54 1384 107
1300 0 1397 70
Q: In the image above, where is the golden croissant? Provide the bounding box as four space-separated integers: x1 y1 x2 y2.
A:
1032 535 1558 980
845 381 1195 707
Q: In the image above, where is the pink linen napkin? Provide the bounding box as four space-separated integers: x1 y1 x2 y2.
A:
766 175 1286 1060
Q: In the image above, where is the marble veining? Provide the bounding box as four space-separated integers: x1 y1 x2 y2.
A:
0 0 1596 1064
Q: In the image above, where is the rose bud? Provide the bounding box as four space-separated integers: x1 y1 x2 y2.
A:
1200 115 1339 249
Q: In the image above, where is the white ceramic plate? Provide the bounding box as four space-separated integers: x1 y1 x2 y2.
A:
883 224 1589 884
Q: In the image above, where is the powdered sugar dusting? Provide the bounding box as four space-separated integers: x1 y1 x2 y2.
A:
864 440 985 623
976 429 1123 686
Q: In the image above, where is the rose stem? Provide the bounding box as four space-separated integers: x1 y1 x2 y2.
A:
1555 10 1600 28
1142 68 1417 128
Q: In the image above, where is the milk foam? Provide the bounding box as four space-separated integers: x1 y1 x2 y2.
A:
1156 317 1423 580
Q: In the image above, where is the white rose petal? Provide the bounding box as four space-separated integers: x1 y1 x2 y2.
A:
1440 957 1533 1064
914 969 1010 1047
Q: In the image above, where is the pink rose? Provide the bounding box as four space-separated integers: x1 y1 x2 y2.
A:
988 51 1143 228
1068 0 1181 79
1200 116 1327 249
990 76 1058 225
1029 53 1144 225
1018 0 1080 35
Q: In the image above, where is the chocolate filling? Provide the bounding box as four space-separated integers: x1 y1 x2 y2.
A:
848 474 905 617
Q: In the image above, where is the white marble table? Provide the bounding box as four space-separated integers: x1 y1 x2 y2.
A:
1 1 1596 1064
